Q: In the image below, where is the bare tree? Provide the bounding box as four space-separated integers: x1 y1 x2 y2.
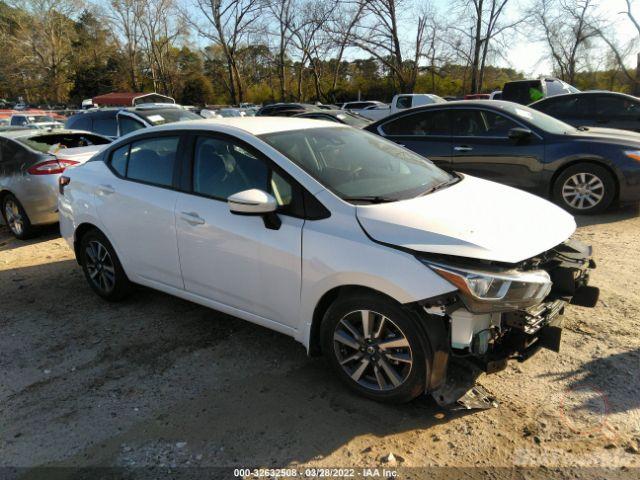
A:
594 0 640 94
268 0 297 101
530 0 599 85
110 0 143 91
348 0 430 93
189 0 265 103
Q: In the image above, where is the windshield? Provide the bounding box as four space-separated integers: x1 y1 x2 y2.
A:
135 108 201 125
501 103 576 135
260 127 453 202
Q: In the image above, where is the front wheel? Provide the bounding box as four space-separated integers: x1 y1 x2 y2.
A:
321 293 428 403
553 163 616 215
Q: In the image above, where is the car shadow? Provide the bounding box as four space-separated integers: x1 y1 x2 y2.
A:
0 260 479 471
539 348 640 417
0 224 61 252
575 204 640 227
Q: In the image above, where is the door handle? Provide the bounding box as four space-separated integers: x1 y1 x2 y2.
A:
98 184 115 195
454 145 473 152
180 211 205 226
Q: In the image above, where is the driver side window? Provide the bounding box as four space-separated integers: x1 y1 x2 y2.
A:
192 136 296 210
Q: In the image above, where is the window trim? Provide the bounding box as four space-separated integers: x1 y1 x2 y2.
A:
181 131 308 219
105 131 186 191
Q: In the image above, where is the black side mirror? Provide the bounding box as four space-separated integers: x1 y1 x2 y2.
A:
508 127 533 141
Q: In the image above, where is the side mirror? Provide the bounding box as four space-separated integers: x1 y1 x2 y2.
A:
508 127 533 141
228 189 281 229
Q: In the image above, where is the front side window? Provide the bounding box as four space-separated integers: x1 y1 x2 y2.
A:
595 96 640 119
451 109 518 137
381 110 450 136
260 127 452 202
192 136 292 207
126 136 179 187
396 96 413 109
538 96 590 117
11 116 26 126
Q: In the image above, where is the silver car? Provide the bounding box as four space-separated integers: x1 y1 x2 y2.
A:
0 129 111 239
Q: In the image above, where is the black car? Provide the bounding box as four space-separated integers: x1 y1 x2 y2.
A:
529 91 640 132
294 109 372 128
365 100 640 214
65 105 201 139
256 103 319 117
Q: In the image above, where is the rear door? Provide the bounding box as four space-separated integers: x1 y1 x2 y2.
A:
450 108 545 191
96 134 185 288
593 94 640 132
374 109 452 167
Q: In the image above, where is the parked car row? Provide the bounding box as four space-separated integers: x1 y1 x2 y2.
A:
55 116 599 404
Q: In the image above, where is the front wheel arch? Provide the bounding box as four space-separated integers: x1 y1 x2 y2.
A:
550 160 619 202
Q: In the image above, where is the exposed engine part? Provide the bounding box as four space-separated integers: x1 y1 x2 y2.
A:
449 308 501 353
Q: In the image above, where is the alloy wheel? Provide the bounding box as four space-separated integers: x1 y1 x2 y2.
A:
4 199 24 236
561 173 605 210
85 240 116 294
333 310 413 391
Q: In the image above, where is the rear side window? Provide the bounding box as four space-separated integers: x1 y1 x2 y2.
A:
503 81 542 104
537 96 590 117
126 136 179 187
94 117 117 137
110 145 129 176
67 115 92 131
396 96 413 109
381 110 449 136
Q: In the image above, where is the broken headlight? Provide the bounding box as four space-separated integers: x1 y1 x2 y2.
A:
423 261 552 313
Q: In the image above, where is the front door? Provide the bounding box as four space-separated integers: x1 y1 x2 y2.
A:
449 108 545 192
175 134 304 328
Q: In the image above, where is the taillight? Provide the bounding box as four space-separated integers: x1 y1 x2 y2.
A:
59 175 71 195
27 159 79 175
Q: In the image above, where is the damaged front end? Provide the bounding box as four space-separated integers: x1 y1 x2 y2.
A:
416 239 598 407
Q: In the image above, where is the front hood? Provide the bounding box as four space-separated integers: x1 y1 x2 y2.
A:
356 175 576 264
568 127 640 146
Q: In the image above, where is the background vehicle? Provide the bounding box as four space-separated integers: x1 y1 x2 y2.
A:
341 100 386 111
65 105 201 139
59 118 596 404
365 100 640 214
294 109 372 127
502 77 579 105
10 114 64 130
490 90 503 100
464 94 491 100
348 94 446 121
256 103 319 117
529 91 640 132
1 129 111 238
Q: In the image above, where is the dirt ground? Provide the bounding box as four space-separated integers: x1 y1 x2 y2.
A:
0 207 639 479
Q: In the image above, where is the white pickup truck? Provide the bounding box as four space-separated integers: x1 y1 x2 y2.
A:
344 94 446 121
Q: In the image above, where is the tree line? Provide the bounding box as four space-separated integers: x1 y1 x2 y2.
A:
0 0 639 107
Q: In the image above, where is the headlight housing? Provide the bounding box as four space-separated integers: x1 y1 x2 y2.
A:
423 260 552 313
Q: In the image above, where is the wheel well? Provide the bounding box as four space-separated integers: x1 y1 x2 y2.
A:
0 190 11 221
308 285 400 357
73 223 102 263
550 160 619 200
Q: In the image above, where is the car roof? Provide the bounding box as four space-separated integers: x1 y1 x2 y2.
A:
134 117 345 136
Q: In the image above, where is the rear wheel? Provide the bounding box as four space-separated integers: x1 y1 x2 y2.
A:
321 292 428 403
553 163 615 215
79 229 131 301
2 193 35 240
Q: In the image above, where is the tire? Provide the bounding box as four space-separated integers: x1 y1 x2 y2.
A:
320 292 428 403
553 163 616 215
1 193 36 240
79 229 131 301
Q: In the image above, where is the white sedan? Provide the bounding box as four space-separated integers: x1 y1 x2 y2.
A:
58 117 597 403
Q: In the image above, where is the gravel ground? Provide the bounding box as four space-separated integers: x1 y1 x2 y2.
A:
0 207 639 479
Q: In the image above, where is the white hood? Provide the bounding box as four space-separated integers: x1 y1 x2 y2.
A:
356 175 576 264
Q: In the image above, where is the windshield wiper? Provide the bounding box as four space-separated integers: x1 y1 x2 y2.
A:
342 195 397 204
419 175 461 196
